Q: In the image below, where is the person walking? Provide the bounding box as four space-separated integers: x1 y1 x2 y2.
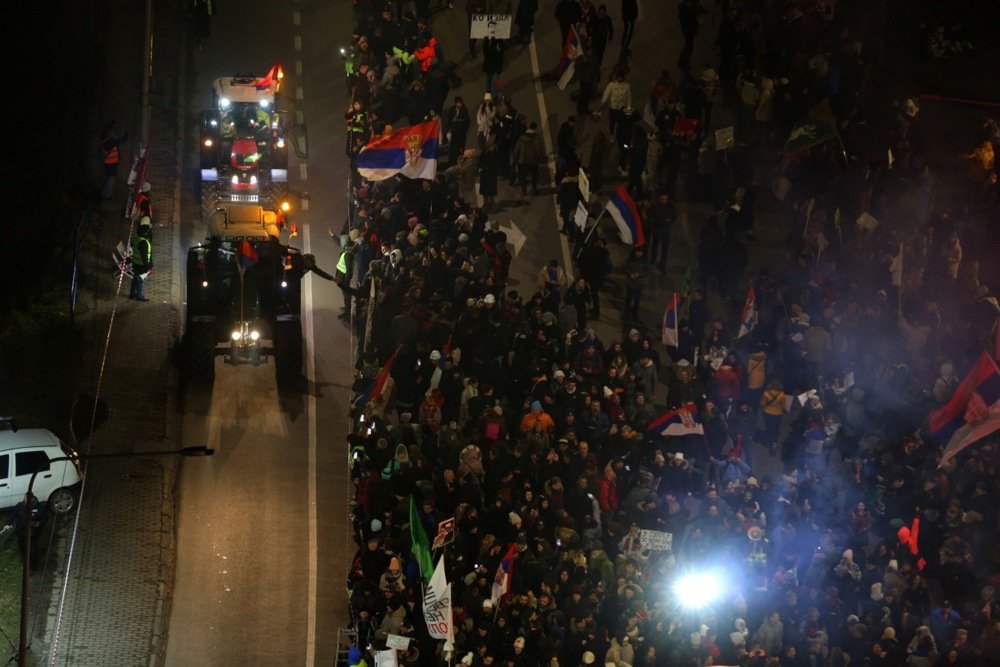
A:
515 0 538 43
622 246 648 322
444 96 471 166
482 37 506 97
587 4 614 68
599 70 632 137
677 0 706 72
100 121 128 199
130 218 153 301
620 0 638 57
555 0 583 48
574 49 600 115
512 121 543 195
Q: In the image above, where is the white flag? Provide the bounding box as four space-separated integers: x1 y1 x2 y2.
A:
423 557 454 643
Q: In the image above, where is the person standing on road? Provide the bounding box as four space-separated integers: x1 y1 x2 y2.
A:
513 121 544 196
336 232 358 319
574 48 600 115
475 92 496 150
444 96 471 166
130 218 153 301
482 36 506 97
136 181 153 220
622 246 648 322
564 277 593 331
647 191 674 273
587 5 614 69
579 236 611 319
620 0 638 57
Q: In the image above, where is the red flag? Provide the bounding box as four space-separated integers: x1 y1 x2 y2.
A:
238 240 259 269
490 544 517 606
255 63 283 90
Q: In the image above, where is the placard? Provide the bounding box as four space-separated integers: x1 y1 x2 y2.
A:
714 126 734 151
386 634 411 650
578 167 591 203
470 14 513 39
432 517 456 550
640 529 673 551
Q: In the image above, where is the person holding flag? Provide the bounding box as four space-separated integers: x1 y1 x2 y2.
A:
556 25 582 91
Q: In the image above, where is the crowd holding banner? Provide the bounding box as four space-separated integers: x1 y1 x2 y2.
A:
338 1 1000 666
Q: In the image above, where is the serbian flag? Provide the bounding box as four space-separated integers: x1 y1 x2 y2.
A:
556 25 582 91
737 284 758 339
605 185 645 248
490 543 517 606
662 292 681 347
255 63 283 91
929 351 1000 466
647 402 704 437
353 345 402 411
355 119 440 181
237 240 259 270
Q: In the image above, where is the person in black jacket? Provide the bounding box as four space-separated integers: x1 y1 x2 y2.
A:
620 0 638 56
445 96 472 166
588 5 614 67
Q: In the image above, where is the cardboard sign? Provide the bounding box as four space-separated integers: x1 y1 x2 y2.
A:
386 634 411 650
432 517 456 550
470 14 513 39
714 126 734 151
578 167 591 203
640 529 673 551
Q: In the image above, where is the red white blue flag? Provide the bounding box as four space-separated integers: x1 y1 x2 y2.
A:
929 351 1000 466
354 345 402 411
662 292 681 347
737 284 758 339
647 402 704 436
605 185 645 248
355 119 440 181
557 26 582 91
490 543 517 606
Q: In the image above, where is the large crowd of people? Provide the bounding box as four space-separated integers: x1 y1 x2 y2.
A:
340 1 1000 666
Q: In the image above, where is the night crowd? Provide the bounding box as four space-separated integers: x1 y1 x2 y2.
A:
340 0 1000 665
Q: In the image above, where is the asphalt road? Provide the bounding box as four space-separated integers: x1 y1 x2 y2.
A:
164 0 738 664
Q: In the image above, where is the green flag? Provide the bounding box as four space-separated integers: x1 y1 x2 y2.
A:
783 99 840 154
409 496 434 581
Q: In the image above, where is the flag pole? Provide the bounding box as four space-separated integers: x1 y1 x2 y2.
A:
580 206 606 247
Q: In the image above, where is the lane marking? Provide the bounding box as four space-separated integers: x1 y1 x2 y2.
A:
527 35 574 279
302 196 310 211
293 11 301 26
299 163 308 180
296 110 305 125
296 85 304 102
295 60 303 76
294 35 302 52
303 225 318 667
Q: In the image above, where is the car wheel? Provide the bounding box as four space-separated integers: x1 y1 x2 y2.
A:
48 488 75 515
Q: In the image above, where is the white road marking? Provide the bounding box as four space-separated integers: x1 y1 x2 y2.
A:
294 35 302 52
302 195 310 211
296 86 304 101
527 36 575 279
293 11 301 26
303 225 318 667
295 60 303 76
299 163 308 180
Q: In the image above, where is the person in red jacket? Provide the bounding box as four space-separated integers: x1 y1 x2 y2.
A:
597 464 620 515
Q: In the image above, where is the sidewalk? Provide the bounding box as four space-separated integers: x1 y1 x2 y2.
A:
30 0 189 664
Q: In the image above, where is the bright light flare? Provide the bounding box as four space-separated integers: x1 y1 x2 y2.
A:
673 572 723 609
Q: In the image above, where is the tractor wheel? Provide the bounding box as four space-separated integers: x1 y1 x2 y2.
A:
200 181 219 223
273 321 302 385
184 321 216 385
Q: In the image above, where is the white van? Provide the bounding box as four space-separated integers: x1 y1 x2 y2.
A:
0 428 83 514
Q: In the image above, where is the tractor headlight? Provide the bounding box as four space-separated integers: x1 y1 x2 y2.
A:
277 137 285 148
250 330 261 341
231 175 239 185
259 99 270 109
281 280 288 288
250 175 258 185
203 138 213 147
220 97 231 109
210 119 218 127
231 330 242 341
201 280 209 288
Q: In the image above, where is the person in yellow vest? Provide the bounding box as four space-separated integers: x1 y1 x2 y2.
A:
130 218 152 301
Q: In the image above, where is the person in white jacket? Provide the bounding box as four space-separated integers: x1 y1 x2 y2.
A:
599 71 632 135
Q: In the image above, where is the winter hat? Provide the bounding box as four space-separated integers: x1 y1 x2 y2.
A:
509 512 522 526
493 405 503 416
513 636 525 649
531 400 542 410
348 647 363 665
484 293 496 304
603 386 614 398
430 350 442 361
483 599 494 610
730 631 746 645
746 476 759 488
582 651 596 664
887 559 899 572
389 557 401 572
882 627 896 640
461 653 475 665
370 519 383 533
870 583 884 601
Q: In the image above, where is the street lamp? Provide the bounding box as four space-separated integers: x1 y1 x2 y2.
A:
18 446 214 667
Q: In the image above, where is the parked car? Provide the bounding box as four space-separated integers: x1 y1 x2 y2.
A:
0 426 82 515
